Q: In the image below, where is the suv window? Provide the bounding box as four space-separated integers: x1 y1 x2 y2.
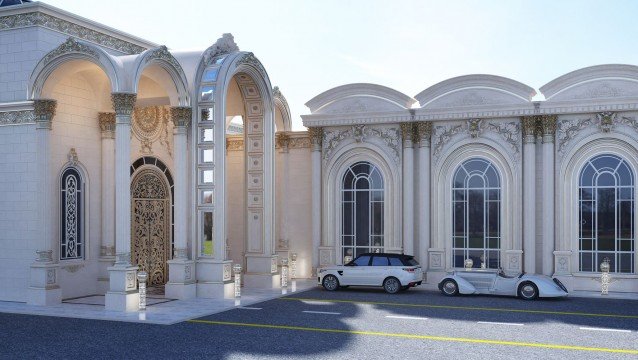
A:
388 257 403 266
402 257 419 266
371 256 388 266
352 255 371 266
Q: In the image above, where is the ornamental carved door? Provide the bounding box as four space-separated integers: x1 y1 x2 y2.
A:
131 168 171 286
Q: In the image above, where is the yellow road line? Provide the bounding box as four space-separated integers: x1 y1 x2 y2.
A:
280 297 638 319
187 319 638 354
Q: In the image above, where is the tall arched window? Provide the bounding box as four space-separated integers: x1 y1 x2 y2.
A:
60 167 83 260
452 158 501 269
579 154 634 273
341 161 384 260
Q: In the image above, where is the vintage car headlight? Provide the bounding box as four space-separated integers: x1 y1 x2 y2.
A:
553 278 568 293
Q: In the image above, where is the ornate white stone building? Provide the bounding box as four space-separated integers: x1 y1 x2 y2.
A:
0 1 636 310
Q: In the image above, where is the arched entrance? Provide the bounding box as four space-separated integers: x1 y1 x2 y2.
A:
130 158 174 286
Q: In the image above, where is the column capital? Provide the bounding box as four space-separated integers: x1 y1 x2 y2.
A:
415 121 432 147
33 99 57 130
400 122 415 148
308 127 323 151
540 114 557 143
521 116 537 144
110 93 137 119
276 132 291 153
170 106 192 128
98 112 116 138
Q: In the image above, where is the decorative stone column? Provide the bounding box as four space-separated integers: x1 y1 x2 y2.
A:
28 99 61 305
416 122 432 268
105 93 139 311
541 115 556 276
97 112 116 294
521 116 537 274
275 132 291 269
400 123 415 255
166 107 196 299
309 127 324 272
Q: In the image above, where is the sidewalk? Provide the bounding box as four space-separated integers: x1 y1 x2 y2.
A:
0 279 317 325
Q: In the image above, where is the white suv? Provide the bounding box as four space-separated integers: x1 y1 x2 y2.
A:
318 253 424 294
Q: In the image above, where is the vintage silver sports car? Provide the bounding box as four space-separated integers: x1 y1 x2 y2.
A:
438 268 568 300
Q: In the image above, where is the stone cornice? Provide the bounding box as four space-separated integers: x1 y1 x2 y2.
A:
0 3 154 54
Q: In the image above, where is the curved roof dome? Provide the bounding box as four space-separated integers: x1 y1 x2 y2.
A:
0 0 32 6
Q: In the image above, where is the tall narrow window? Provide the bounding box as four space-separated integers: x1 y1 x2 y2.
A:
60 168 83 260
579 154 634 273
452 158 501 269
341 161 384 260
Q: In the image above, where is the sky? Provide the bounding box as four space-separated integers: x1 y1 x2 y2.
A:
43 0 638 130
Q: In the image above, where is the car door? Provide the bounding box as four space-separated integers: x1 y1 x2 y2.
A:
368 255 389 286
458 271 497 293
341 255 371 285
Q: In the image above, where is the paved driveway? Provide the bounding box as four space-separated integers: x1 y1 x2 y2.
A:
1 286 637 359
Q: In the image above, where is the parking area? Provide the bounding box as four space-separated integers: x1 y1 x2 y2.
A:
1 286 637 359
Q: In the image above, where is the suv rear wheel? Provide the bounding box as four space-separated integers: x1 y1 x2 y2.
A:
383 277 401 294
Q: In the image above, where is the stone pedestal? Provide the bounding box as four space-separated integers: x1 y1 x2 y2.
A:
27 261 61 306
105 265 139 312
245 254 280 288
165 259 196 300
196 259 234 298
97 256 115 294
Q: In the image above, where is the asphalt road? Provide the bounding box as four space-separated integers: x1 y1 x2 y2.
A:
1 286 638 359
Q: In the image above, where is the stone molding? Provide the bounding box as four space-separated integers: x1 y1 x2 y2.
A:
144 46 184 75
323 124 401 164
33 98 56 130
235 52 266 77
226 133 312 152
170 107 192 128
0 110 35 125
111 93 137 118
43 37 98 65
0 11 147 54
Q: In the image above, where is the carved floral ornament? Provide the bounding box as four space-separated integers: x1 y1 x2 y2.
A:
322 125 401 164
43 37 99 65
431 118 521 163
202 33 239 66
556 111 638 156
143 46 185 76
132 106 172 155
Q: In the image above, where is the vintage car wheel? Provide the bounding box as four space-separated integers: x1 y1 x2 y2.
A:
441 279 459 296
322 275 339 291
383 277 401 294
518 282 539 300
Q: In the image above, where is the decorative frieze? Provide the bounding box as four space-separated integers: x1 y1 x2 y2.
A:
33 99 56 130
133 106 171 155
432 123 464 160
486 121 521 155
226 137 244 151
170 107 192 128
0 12 147 54
556 116 593 155
0 110 35 125
111 93 137 118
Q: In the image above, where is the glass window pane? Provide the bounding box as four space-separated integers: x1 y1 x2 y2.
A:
371 202 383 235
353 255 371 266
468 175 485 188
200 86 215 101
619 253 633 273
389 257 403 266
580 252 593 272
580 164 595 186
202 212 213 256
201 107 214 122
202 67 219 82
597 172 616 187
202 170 213 184
371 256 388 266
355 178 370 189
201 128 214 142
454 202 465 236
343 202 353 235
202 191 213 204
463 159 487 174
487 201 499 237
619 201 633 239
485 166 499 187
453 250 465 268
453 168 467 188
592 155 618 172
203 149 213 163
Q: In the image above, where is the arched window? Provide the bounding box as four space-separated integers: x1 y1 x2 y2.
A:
579 154 634 273
60 167 83 260
341 161 384 260
452 158 501 269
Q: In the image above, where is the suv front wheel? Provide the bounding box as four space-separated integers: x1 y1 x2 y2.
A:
322 274 339 291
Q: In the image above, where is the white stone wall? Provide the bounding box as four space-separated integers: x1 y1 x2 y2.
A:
48 72 103 299
0 123 37 301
